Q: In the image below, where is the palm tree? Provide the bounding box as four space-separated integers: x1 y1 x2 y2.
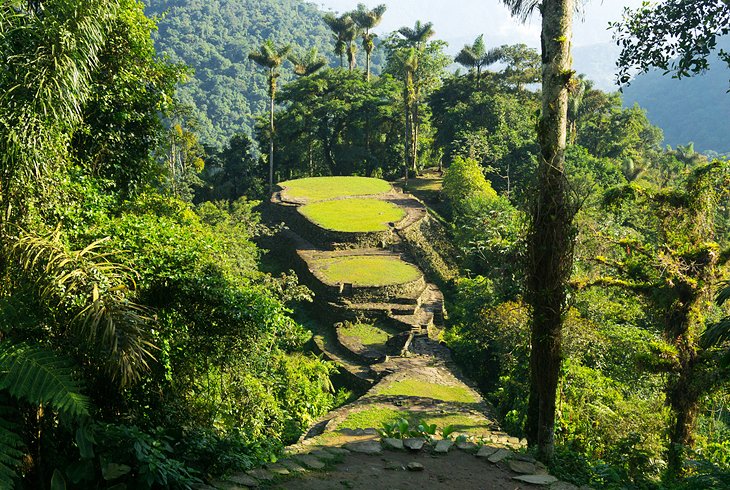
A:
397 21 436 175
352 3 387 81
401 48 419 184
454 34 503 89
324 13 358 71
501 0 577 462
249 40 291 194
288 47 327 77
398 20 435 50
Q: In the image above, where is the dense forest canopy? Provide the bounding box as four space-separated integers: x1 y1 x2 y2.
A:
144 0 385 147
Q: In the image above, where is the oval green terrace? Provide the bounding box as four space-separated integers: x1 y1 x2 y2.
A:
313 255 421 287
278 176 392 202
299 198 405 233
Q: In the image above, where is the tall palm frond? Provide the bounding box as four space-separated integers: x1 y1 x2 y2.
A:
12 231 154 387
248 40 291 71
398 20 435 47
0 395 25 488
501 0 542 22
455 35 504 88
288 48 327 77
324 13 358 70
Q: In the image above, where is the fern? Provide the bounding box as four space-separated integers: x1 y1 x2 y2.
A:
0 400 23 489
0 342 89 419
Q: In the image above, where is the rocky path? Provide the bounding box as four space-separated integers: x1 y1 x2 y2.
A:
200 179 580 489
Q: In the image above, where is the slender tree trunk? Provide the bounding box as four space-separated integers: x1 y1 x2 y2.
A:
525 0 575 462
366 49 371 81
667 338 700 477
268 71 275 194
403 80 411 185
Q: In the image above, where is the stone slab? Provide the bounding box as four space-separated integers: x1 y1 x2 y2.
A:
310 449 337 461
246 469 274 481
345 440 382 455
211 480 248 490
383 438 404 450
323 447 351 456
295 454 326 470
407 462 425 472
508 460 537 474
456 441 477 452
476 445 499 458
225 473 259 487
434 440 453 453
513 475 559 485
403 438 425 451
279 459 307 473
488 448 513 463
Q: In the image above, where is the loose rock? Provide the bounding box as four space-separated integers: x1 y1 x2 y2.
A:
265 463 290 476
550 482 580 490
323 447 351 456
455 441 477 452
279 459 307 473
406 462 425 472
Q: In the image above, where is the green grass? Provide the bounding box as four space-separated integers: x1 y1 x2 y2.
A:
299 198 405 232
337 407 403 430
373 379 478 403
314 255 421 287
340 322 397 347
279 176 391 202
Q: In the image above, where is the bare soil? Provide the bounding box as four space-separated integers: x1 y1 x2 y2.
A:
271 449 531 490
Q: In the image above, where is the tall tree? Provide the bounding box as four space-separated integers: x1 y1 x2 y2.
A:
249 40 291 193
455 34 502 89
584 161 730 477
352 3 387 81
397 21 436 175
501 0 577 461
324 13 358 71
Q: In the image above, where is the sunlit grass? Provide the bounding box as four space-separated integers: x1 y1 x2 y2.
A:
340 322 397 347
299 198 404 232
373 379 478 403
313 255 421 287
279 176 391 201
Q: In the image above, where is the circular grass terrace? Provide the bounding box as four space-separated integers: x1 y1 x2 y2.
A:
298 198 405 233
278 176 392 202
313 255 421 287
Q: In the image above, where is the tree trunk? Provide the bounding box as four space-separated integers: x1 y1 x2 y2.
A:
268 71 275 194
525 0 576 463
403 79 411 185
667 338 700 477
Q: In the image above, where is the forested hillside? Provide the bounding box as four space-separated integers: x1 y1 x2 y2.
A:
622 36 730 154
145 0 384 147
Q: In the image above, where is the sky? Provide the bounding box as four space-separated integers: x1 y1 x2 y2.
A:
316 0 646 50
315 0 647 88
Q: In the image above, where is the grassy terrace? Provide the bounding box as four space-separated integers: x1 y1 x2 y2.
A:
299 198 405 232
314 255 421 287
373 379 478 404
279 176 392 202
340 322 399 348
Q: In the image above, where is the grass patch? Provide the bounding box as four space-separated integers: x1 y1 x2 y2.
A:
340 322 397 348
299 198 405 232
279 176 391 202
373 379 478 404
314 255 421 287
421 413 489 434
337 407 403 430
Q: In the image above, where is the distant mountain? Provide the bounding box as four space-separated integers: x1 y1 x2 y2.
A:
145 0 384 148
621 37 730 154
572 43 622 92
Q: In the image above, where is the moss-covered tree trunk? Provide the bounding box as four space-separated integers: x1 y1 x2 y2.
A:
525 0 576 462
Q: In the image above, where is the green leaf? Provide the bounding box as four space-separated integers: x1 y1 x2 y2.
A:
51 469 66 490
101 462 131 481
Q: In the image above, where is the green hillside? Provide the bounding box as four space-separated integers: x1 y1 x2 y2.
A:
622 36 730 154
145 0 384 148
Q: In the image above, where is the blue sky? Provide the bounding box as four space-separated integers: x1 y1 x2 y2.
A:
316 0 645 49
